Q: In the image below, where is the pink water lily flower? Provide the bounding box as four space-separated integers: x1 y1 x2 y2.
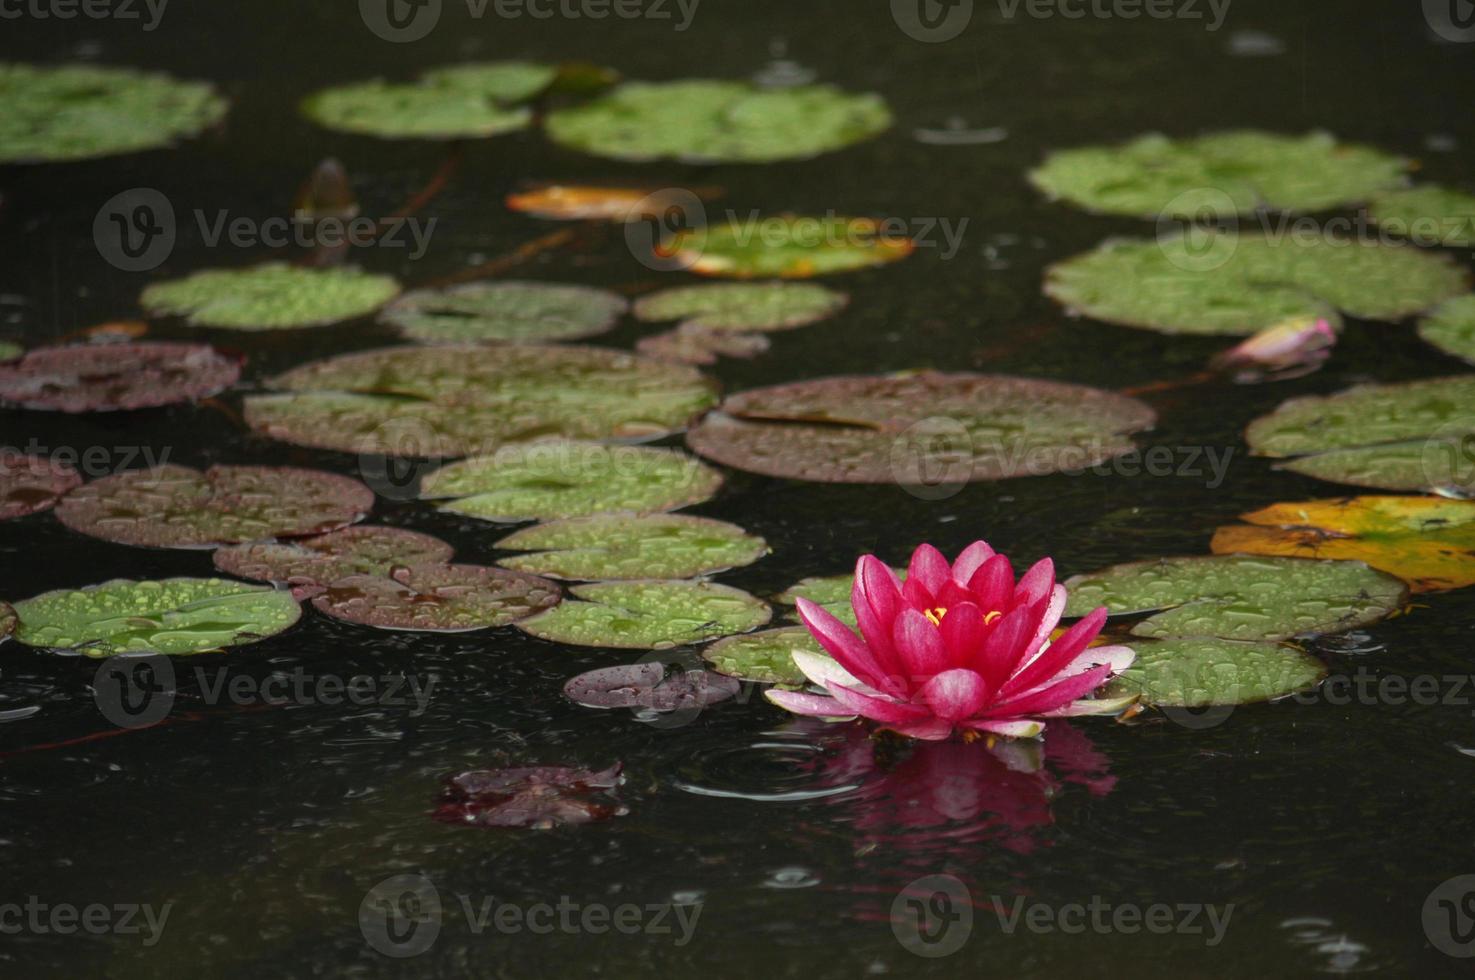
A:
766 541 1136 740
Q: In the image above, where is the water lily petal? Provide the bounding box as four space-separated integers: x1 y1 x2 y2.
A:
1014 557 1055 607
826 681 929 723
975 603 1032 689
879 716 956 740
917 668 990 721
902 575 937 613
1026 584 1068 656
907 543 951 598
1000 606 1108 699
1040 693 1139 717
939 600 986 669
892 607 951 681
765 688 857 719
795 596 895 693
951 540 996 586
988 663 1116 718
965 553 1014 613
964 718 1044 739
850 577 907 693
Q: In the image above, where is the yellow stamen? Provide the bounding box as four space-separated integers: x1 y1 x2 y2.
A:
923 607 948 626
983 610 1003 626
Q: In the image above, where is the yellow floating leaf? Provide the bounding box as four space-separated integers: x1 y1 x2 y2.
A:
1210 495 1475 593
505 184 718 222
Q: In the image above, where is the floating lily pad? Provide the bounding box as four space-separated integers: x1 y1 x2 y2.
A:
774 568 907 627
671 215 914 279
380 281 627 344
11 577 300 657
702 626 828 685
0 602 14 642
140 263 400 330
545 79 890 163
436 763 625 829
312 564 559 632
0 342 241 412
497 514 767 581
1368 185 1475 247
1211 496 1475 593
1104 637 1325 707
563 662 741 710
1063 554 1407 641
505 184 674 222
1244 375 1475 494
245 344 718 457
1029 131 1407 218
686 371 1155 484
213 526 455 596
517 580 770 649
634 282 848 331
1419 296 1475 365
0 342 21 360
1046 233 1468 335
420 440 723 522
55 464 374 549
302 62 554 139
1 451 82 520
635 325 770 365
0 62 227 163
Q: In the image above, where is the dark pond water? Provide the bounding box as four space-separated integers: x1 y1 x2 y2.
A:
3 0 1475 975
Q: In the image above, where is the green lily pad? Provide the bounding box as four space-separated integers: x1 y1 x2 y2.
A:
633 282 848 332
686 371 1155 484
1046 232 1468 335
635 325 770 366
1245 375 1475 494
212 526 454 593
1103 637 1326 707
11 577 300 657
54 464 374 549
1368 185 1475 248
1062 554 1407 641
544 79 890 163
496 514 767 581
0 342 21 360
302 62 554 139
245 344 718 457
703 626 829 685
311 564 560 632
516 580 770 649
672 215 914 279
774 568 906 627
420 440 723 522
381 281 628 345
1029 131 1407 218
1419 296 1475 365
0 62 227 163
141 263 401 330
2 451 82 520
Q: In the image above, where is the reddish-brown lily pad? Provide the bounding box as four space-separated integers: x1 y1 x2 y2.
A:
311 563 560 632
686 371 1155 483
1 451 82 520
563 662 741 710
54 464 374 549
0 601 15 642
212 525 455 597
435 763 625 829
0 342 241 413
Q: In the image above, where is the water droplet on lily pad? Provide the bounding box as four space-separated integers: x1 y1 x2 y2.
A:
0 342 241 412
1063 554 1407 641
213 525 454 596
1 451 82 520
55 464 374 549
420 440 723 522
517 580 771 649
381 280 627 344
1104 636 1325 707
0 62 227 163
11 577 300 657
497 514 768 581
702 626 829 686
686 371 1154 483
544 79 890 163
312 563 560 632
141 263 401 330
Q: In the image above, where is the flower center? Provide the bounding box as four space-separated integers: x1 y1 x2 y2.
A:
923 607 948 627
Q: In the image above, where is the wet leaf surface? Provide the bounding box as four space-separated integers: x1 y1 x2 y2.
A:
302 62 555 139
686 371 1154 483
1046 233 1467 335
1211 496 1475 593
0 62 227 163
497 514 767 580
381 281 628 345
0 601 14 642
563 662 740 710
1104 636 1326 707
1029 130 1407 217
54 464 374 549
0 342 241 412
1063 554 1407 641
245 344 718 457
311 563 560 632
11 577 300 657
634 282 848 332
1 451 82 520
544 80 890 163
0 342 21 360
702 626 829 685
420 440 722 522
212 526 455 597
635 325 770 365
671 215 913 278
1419 295 1475 365
141 263 400 330
1368 185 1475 247
1245 375 1475 493
517 580 771 649
775 568 906 627
435 763 625 829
